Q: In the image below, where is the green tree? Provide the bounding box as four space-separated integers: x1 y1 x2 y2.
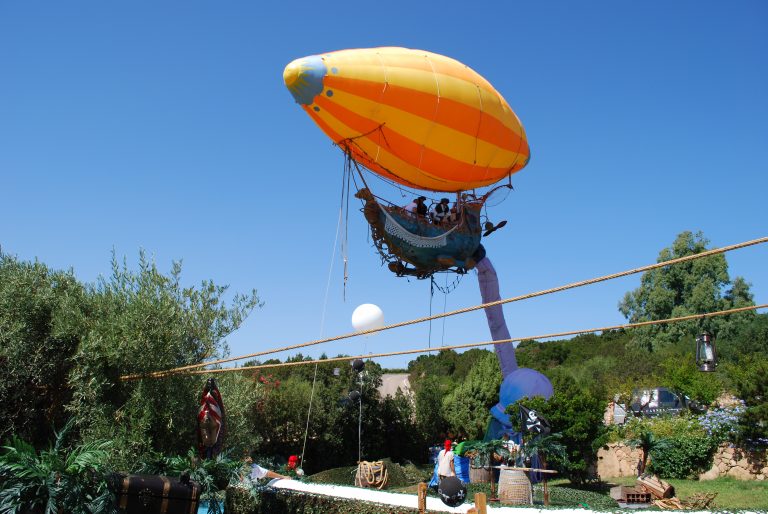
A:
376 390 423 463
618 231 755 350
729 355 768 445
511 373 608 483
718 313 768 361
413 375 449 441
442 352 502 440
67 251 261 470
660 357 723 406
215 372 264 457
0 253 88 447
251 376 311 458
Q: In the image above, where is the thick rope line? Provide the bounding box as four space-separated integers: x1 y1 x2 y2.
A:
120 236 767 380
128 303 766 379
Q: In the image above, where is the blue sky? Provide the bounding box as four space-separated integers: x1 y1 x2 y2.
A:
2 1 766 370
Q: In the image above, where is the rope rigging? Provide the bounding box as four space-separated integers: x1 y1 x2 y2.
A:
140 303 768 378
118 236 768 381
300 175 346 472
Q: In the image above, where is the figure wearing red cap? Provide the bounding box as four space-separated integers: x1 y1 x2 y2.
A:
437 439 456 480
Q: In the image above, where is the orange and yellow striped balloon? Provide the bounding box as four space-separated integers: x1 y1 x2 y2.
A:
283 47 530 193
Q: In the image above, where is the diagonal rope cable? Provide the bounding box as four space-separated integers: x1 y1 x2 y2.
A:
300 189 346 471
130 303 766 378
120 236 767 380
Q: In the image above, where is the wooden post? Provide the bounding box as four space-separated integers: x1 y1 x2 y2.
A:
543 478 550 506
417 482 427 513
474 492 488 514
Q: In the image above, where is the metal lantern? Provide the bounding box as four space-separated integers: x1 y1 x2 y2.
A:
695 332 717 372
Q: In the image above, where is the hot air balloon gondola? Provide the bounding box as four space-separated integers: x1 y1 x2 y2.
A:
284 47 530 278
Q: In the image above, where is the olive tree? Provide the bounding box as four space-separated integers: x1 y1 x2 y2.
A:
66 251 261 469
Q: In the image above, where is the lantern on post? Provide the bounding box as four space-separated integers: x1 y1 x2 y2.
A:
695 332 717 372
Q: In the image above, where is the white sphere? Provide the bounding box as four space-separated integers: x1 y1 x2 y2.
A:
351 303 385 333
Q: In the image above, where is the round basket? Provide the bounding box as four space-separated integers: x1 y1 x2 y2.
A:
498 468 532 505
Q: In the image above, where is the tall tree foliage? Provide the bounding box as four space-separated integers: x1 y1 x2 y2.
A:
66 251 261 469
441 352 502 440
729 355 768 445
619 231 755 350
413 375 450 442
0 254 87 447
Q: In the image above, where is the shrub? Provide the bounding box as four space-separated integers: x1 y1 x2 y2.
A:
648 433 717 479
226 484 419 514
0 419 115 514
728 356 768 447
619 414 703 440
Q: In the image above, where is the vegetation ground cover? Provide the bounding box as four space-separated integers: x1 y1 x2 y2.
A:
607 476 768 511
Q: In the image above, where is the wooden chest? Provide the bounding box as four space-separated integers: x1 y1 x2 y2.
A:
113 474 201 514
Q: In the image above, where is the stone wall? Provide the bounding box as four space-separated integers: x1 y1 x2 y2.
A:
597 443 643 478
699 444 767 481
597 443 767 480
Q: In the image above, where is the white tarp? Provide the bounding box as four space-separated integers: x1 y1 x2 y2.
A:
260 478 724 514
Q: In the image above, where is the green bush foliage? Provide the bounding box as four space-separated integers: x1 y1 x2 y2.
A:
0 250 261 471
67 252 261 470
728 355 768 446
612 416 716 479
509 373 608 483
648 433 717 479
0 254 87 447
0 419 115 514
225 484 419 514
617 414 703 441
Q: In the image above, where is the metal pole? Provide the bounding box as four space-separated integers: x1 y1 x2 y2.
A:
358 374 363 462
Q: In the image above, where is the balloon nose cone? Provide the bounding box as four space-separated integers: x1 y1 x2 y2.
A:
283 55 327 106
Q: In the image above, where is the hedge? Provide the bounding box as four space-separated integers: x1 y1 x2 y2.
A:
225 485 421 514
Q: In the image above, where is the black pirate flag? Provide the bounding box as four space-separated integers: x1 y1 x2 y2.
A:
519 405 551 436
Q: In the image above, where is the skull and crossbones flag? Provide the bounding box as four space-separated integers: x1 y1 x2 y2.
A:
519 405 550 436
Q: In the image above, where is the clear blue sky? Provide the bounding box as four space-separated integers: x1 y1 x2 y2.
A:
2 1 766 370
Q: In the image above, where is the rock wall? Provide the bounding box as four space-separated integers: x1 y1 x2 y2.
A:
699 444 767 481
597 443 643 478
597 443 767 480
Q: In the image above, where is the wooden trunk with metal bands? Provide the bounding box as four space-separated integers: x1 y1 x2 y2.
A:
114 474 201 514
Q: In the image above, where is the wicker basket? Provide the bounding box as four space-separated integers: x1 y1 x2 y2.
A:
497 468 532 505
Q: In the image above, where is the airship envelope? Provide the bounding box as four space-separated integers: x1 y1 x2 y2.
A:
284 47 530 193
